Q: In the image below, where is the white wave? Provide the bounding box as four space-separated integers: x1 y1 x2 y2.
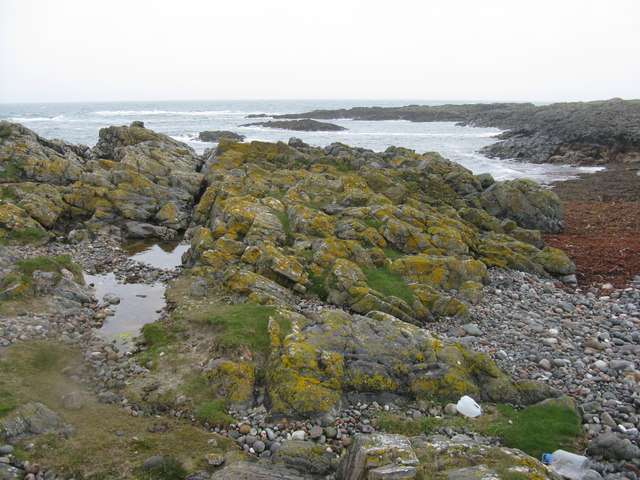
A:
93 110 237 117
9 115 64 122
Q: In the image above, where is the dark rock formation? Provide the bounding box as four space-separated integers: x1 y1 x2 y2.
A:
260 99 640 165
198 131 246 143
242 119 347 132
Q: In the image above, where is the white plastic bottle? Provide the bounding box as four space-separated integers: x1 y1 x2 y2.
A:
548 449 589 480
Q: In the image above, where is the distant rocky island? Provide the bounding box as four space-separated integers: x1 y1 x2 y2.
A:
242 119 347 132
262 98 640 166
0 119 639 480
198 130 246 142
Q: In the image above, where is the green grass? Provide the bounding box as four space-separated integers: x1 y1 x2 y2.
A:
273 209 292 238
363 267 414 304
196 399 235 427
14 254 83 284
0 227 49 245
378 412 443 436
381 246 404 259
0 161 23 181
307 267 332 301
363 218 386 230
0 388 17 416
201 302 276 353
479 405 582 458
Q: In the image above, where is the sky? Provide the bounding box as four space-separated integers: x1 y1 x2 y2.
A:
0 0 638 103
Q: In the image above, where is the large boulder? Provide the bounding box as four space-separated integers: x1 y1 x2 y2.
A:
478 179 563 233
266 309 553 420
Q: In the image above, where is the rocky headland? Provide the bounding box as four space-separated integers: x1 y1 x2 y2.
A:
0 120 639 480
264 99 640 166
242 119 347 132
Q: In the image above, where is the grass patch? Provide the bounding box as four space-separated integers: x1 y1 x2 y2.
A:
273 209 292 239
381 246 404 259
200 303 276 353
307 267 331 301
0 389 17 416
363 267 414 304
378 412 443 436
479 405 582 458
0 227 49 245
196 399 235 427
11 254 83 284
0 161 23 181
0 341 236 479
363 218 386 230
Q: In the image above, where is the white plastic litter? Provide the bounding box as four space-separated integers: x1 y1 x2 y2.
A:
548 449 589 480
456 395 482 418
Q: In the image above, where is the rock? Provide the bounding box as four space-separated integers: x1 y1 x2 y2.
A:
479 178 564 233
141 456 165 471
97 391 119 404
0 402 61 440
0 463 24 480
130 121 145 128
273 440 338 475
242 119 347 132
198 131 246 143
62 392 85 411
587 433 640 460
309 425 324 439
445 465 500 480
0 446 14 455
267 308 552 420
462 324 483 336
210 461 314 479
337 433 419 480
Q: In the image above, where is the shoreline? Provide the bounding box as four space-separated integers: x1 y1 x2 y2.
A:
544 164 640 289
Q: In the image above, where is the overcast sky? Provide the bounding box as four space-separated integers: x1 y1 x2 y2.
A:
1 0 638 103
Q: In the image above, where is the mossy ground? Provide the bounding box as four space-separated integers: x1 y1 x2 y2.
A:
0 341 236 479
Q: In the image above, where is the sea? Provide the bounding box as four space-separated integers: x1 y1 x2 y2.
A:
0 99 602 184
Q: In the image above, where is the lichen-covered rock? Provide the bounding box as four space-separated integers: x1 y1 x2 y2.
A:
0 203 46 234
389 255 487 292
210 461 315 479
273 440 339 476
267 309 548 419
410 435 558 480
479 178 564 233
288 204 335 237
207 361 256 409
337 433 419 480
0 121 88 185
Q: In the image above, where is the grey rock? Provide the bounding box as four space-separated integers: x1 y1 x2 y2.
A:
587 433 640 460
0 446 13 455
0 402 61 440
0 463 24 480
141 455 165 471
446 465 501 480
462 324 484 336
210 461 314 479
198 131 246 143
272 440 338 476
62 392 85 411
337 433 419 480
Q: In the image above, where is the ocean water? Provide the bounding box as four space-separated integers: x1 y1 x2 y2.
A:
0 100 601 184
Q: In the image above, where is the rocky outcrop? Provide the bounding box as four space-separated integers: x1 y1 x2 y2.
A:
198 131 246 142
336 433 558 480
266 308 554 420
0 121 204 239
258 99 640 166
242 119 347 131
